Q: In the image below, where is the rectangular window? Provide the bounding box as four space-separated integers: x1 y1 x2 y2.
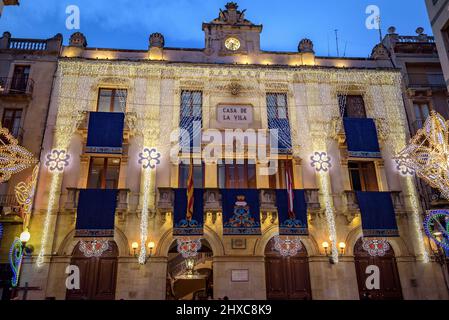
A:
348 161 379 192
218 160 256 189
181 91 202 119
11 65 30 93
87 157 121 189
97 88 127 113
413 102 430 130
339 95 367 118
267 93 288 120
269 159 294 189
178 162 204 188
2 108 22 138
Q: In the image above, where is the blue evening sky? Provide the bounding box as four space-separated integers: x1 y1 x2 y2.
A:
0 0 431 57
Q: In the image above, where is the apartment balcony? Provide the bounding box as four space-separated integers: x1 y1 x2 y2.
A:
0 77 34 97
64 188 131 213
0 194 21 224
406 72 446 90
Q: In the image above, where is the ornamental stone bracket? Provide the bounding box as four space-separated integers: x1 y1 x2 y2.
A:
261 211 277 224
342 190 359 224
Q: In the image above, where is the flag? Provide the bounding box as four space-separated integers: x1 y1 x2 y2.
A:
286 166 295 220
186 159 194 221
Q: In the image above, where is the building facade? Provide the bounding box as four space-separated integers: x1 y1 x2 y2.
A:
0 0 19 18
2 3 449 300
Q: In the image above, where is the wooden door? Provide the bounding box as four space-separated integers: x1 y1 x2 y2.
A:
66 241 118 300
354 238 403 300
11 66 30 92
265 238 312 300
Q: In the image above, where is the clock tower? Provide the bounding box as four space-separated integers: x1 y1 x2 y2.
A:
202 2 263 56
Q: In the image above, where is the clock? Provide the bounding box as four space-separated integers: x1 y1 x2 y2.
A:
225 37 241 51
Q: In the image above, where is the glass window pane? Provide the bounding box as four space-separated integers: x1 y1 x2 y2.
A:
98 89 113 112
113 89 127 113
277 94 286 107
87 158 105 189
248 163 256 188
218 164 226 189
105 158 121 189
193 164 203 188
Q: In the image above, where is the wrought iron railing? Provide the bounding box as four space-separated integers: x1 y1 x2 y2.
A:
0 77 34 95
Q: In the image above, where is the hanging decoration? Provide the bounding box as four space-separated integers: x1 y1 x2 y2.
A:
362 238 391 257
394 111 449 200
0 127 37 183
9 237 24 287
79 240 109 258
176 237 202 258
273 235 302 257
424 209 449 250
138 147 161 169
45 149 70 172
310 152 332 172
15 165 39 230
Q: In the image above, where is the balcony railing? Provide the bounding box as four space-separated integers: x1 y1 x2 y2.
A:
406 72 446 88
8 38 47 51
397 35 435 44
64 188 131 213
344 190 404 212
0 194 21 221
0 77 34 96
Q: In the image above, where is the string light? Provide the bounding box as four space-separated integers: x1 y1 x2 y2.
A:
15 165 39 230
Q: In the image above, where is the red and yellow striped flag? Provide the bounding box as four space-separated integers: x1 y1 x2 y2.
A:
186 159 194 221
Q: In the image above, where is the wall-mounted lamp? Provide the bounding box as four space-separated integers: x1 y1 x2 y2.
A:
339 242 346 256
131 241 155 264
20 229 31 245
322 241 329 256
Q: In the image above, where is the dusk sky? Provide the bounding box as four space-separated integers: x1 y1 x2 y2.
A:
0 0 431 57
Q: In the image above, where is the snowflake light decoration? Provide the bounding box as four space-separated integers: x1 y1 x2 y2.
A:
310 152 332 172
79 240 109 258
138 147 161 169
176 237 202 258
273 235 303 257
394 112 449 199
0 127 37 183
45 149 70 172
362 238 391 257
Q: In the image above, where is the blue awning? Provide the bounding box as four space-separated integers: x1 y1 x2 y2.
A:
75 189 119 237
86 112 125 154
356 191 399 237
173 188 204 236
222 189 261 235
343 118 381 158
276 189 309 236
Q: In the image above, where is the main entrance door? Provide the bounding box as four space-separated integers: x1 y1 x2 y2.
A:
66 241 118 300
265 237 312 300
354 238 403 300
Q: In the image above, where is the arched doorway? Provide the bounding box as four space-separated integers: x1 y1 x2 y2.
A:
264 237 312 300
354 238 403 300
166 239 213 300
66 240 118 300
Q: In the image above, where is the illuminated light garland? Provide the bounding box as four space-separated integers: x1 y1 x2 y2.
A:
9 237 23 287
0 127 37 183
45 149 70 172
273 235 302 257
362 238 391 257
424 210 449 250
138 147 161 170
177 237 202 258
138 168 151 264
15 165 39 230
319 171 339 263
79 240 109 257
310 152 332 172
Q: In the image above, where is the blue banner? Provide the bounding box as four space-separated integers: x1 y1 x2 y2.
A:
276 190 308 236
222 189 261 236
356 191 399 237
343 118 381 158
75 189 118 237
173 188 204 236
86 112 125 154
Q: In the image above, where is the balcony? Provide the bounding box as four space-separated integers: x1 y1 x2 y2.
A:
64 188 131 214
0 77 34 96
406 72 446 89
0 194 21 224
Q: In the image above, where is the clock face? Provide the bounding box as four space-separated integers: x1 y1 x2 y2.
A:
225 37 241 51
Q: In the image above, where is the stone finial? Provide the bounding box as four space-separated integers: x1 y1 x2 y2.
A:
2 31 11 39
225 2 238 10
370 44 389 60
298 38 314 54
387 26 397 34
149 33 165 49
416 27 424 35
69 32 87 47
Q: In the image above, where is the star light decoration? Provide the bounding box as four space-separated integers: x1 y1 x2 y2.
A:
362 238 391 257
394 112 449 200
310 152 332 172
0 128 37 183
273 235 302 257
45 149 70 172
138 147 161 169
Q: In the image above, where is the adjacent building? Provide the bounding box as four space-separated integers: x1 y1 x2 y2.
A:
1 3 448 300
0 0 19 18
